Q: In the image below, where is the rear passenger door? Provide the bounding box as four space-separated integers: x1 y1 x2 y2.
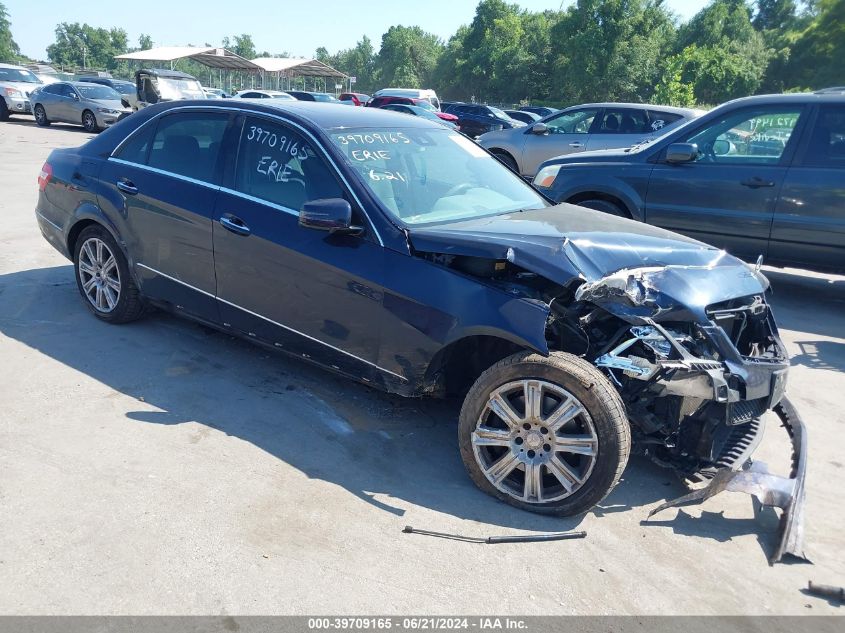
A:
769 104 845 270
100 110 230 319
211 114 386 380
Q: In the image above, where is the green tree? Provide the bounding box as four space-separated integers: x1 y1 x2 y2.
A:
47 23 129 70
653 52 696 106
784 0 845 88
374 25 443 88
138 33 153 51
231 34 256 60
0 2 20 62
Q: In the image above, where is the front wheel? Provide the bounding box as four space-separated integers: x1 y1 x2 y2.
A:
34 104 50 126
82 110 99 133
459 351 630 516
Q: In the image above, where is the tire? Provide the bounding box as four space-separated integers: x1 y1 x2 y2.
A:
459 351 630 516
0 98 9 121
34 104 50 127
575 198 627 217
81 110 100 133
73 225 146 324
492 151 519 174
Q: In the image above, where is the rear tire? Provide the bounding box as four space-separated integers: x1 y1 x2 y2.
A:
575 198 627 217
458 351 630 516
82 110 99 133
34 104 50 127
73 225 146 324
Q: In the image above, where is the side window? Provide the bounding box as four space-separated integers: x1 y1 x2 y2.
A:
596 109 649 134
545 108 600 134
114 121 156 164
802 105 845 169
147 112 229 183
41 84 59 95
58 84 74 98
648 111 683 132
234 116 344 211
684 107 803 165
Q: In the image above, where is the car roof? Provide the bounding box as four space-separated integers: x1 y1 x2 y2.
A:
145 99 443 131
0 62 28 70
559 103 700 116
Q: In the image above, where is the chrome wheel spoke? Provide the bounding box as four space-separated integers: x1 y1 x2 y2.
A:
486 451 520 485
105 276 121 293
524 462 543 502
545 397 583 432
101 255 116 275
488 393 523 430
472 426 513 447
79 261 96 276
82 276 97 294
103 285 117 310
548 455 580 492
82 241 96 267
524 380 543 421
556 434 597 456
79 238 120 314
95 239 104 266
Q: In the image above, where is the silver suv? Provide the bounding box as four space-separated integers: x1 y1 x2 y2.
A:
0 63 42 120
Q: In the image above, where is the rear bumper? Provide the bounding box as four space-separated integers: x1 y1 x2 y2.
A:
649 395 808 564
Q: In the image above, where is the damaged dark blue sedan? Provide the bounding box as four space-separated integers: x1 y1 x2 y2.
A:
35 100 806 561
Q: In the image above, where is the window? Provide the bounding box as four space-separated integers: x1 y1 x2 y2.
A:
76 84 121 100
648 111 683 132
41 84 61 95
545 108 599 134
146 112 229 183
57 84 76 98
802 105 845 168
684 107 803 164
595 108 649 134
240 92 262 98
234 116 344 211
115 122 156 164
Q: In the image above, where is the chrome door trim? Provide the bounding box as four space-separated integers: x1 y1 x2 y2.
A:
135 262 406 382
108 157 221 191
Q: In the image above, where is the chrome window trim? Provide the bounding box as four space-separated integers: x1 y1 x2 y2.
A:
218 186 298 218
108 104 383 245
109 157 221 191
135 262 406 382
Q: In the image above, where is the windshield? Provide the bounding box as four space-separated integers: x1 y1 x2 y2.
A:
76 84 121 100
0 68 40 83
330 127 546 225
112 82 135 95
313 93 338 102
489 106 511 121
157 77 205 100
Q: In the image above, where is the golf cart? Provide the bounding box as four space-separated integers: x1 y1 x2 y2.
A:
124 68 206 111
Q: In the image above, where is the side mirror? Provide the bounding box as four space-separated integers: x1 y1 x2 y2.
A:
530 122 548 135
71 92 79 100
666 143 699 164
299 198 361 234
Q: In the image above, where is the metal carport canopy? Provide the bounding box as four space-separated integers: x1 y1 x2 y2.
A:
115 46 262 71
251 57 347 78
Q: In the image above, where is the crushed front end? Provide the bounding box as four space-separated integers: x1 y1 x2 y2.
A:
549 262 808 562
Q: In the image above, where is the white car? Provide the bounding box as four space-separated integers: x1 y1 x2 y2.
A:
234 89 295 100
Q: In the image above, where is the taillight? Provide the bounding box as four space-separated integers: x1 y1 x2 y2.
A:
38 163 53 191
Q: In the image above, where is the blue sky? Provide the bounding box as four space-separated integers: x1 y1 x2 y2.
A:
6 0 710 61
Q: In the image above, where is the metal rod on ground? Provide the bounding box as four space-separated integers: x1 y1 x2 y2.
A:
402 526 586 544
807 581 845 603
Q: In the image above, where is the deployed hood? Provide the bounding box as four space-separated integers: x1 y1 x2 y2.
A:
408 204 768 320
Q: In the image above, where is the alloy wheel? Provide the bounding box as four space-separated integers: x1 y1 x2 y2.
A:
77 237 121 313
471 379 598 504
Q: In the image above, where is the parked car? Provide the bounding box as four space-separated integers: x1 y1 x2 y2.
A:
31 81 132 132
33 99 807 557
369 95 459 124
234 89 295 100
78 77 137 99
131 68 206 111
0 63 41 120
380 103 459 131
520 105 557 118
479 103 702 177
339 92 371 106
505 109 542 125
533 92 845 274
444 103 526 138
203 87 231 99
287 91 340 102
373 88 441 110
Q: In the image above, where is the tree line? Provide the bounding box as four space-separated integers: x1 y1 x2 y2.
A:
2 0 843 107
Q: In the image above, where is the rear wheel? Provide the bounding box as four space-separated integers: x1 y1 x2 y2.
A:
81 110 99 133
575 198 627 217
459 351 630 516
73 225 145 324
34 104 50 126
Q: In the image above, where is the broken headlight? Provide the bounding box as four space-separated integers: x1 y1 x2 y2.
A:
575 267 666 308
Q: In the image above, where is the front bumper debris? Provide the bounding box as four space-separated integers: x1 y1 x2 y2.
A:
648 396 808 564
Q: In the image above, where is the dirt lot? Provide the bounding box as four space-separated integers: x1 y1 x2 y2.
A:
0 120 843 615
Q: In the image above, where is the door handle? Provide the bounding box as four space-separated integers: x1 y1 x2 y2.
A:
219 214 251 236
740 177 775 188
569 142 585 148
116 179 138 195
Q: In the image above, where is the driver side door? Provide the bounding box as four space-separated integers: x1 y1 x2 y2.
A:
520 107 600 177
645 105 808 260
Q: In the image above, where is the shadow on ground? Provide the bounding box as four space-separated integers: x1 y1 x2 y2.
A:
0 264 807 541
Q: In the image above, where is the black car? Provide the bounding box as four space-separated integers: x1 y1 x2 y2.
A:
520 106 557 118
34 100 806 556
443 103 525 138
76 76 136 97
533 92 845 274
286 91 339 102
505 109 542 125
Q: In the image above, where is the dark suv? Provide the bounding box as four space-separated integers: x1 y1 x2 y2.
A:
33 100 806 558
444 103 525 138
533 92 845 274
